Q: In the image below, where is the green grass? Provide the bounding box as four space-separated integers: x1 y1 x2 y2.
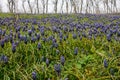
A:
0 13 120 80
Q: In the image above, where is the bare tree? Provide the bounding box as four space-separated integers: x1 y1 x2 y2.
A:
90 0 94 13
52 0 58 13
46 0 49 13
80 0 83 13
109 0 116 13
22 0 26 13
85 0 96 13
36 0 39 14
15 0 18 13
113 0 118 13
7 0 15 13
27 0 33 14
103 0 110 13
41 0 45 14
85 0 89 13
110 0 113 13
70 0 73 13
72 0 77 13
75 0 80 13
66 0 69 13
4 0 120 14
95 0 100 14
60 0 64 13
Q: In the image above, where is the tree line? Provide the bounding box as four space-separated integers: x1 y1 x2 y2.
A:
0 0 120 14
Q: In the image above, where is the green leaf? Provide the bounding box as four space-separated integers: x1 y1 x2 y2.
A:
91 45 96 53
76 63 82 69
96 50 108 58
4 74 10 80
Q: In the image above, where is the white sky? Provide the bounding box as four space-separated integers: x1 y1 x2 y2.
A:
0 0 120 13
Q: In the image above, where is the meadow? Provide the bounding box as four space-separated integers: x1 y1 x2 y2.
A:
0 13 120 80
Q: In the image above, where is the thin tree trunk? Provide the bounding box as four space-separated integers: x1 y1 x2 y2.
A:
36 0 39 14
86 0 89 13
7 0 14 13
70 0 73 13
55 0 58 13
66 0 68 13
113 0 118 13
46 0 48 13
80 0 83 13
60 0 64 13
27 0 33 14
22 0 26 13
42 0 45 14
73 0 77 13
90 0 94 13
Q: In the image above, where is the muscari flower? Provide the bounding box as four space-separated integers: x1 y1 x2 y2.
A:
69 26 74 32
52 38 57 43
52 26 57 32
0 29 2 35
28 30 32 36
31 36 36 43
63 26 68 32
36 34 40 40
4 35 9 42
80 36 82 40
46 58 49 67
9 30 13 36
103 59 108 68
41 56 45 62
24 36 28 44
59 33 63 39
40 29 44 36
73 33 77 39
2 30 6 36
117 32 120 37
59 38 62 43
20 35 24 41
82 33 86 37
50 35 55 40
60 56 65 65
17 32 21 39
54 64 61 76
32 71 37 80
22 26 26 32
63 36 67 41
16 26 21 32
15 41 19 46
9 35 13 43
0 39 5 48
37 43 41 50
52 43 58 48
12 43 16 53
74 47 78 55
109 68 114 75
107 34 111 41
56 49 60 54
42 37 46 42
0 54 8 63
32 25 35 31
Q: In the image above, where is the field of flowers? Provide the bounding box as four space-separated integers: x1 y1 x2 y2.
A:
0 14 120 80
